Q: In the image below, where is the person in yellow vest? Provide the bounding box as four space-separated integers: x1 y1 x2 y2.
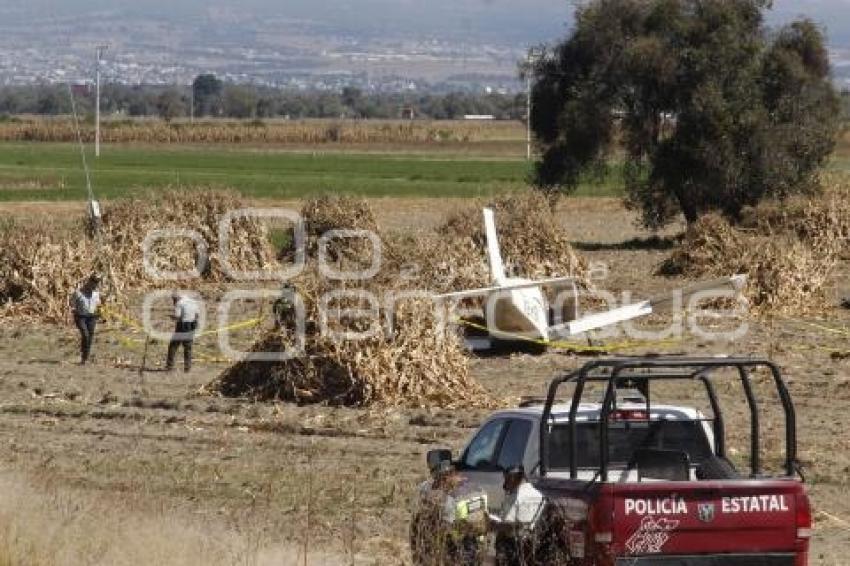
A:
411 461 488 565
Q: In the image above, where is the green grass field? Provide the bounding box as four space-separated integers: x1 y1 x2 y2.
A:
0 142 626 201
1 139 847 203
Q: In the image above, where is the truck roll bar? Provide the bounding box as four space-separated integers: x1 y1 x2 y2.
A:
538 357 798 480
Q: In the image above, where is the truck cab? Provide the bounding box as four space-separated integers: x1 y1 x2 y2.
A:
454 402 717 508
416 357 812 565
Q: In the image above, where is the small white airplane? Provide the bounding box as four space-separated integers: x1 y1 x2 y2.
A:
435 208 747 349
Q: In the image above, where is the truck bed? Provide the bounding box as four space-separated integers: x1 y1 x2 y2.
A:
536 477 809 564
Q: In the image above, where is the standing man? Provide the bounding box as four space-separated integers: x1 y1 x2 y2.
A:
166 291 200 372
490 465 546 566
70 274 102 365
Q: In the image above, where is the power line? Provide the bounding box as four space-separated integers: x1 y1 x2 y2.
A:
66 84 94 206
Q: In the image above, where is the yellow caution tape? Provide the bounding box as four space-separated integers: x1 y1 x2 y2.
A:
98 304 263 367
100 305 146 332
779 317 850 338
116 335 233 365
100 305 262 339
454 318 682 354
195 318 263 338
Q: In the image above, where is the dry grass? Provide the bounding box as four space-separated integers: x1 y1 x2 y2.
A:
0 189 277 323
661 177 850 314
0 472 346 566
836 128 850 157
0 118 523 146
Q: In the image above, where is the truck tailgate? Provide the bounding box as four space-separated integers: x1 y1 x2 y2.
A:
608 480 803 556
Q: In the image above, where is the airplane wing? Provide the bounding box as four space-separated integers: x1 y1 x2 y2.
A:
434 276 578 300
549 275 747 338
550 301 654 337
648 275 748 310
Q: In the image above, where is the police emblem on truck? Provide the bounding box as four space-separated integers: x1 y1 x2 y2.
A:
698 502 715 523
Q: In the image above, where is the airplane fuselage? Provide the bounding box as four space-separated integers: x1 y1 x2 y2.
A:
486 278 549 342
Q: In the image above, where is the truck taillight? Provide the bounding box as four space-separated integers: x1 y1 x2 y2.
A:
612 409 649 421
796 490 812 539
795 490 812 566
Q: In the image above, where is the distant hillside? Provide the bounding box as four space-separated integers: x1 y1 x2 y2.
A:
2 0 849 88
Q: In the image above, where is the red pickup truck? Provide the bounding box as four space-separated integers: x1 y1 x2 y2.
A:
414 357 811 565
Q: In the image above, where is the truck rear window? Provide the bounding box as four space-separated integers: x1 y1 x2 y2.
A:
547 420 714 469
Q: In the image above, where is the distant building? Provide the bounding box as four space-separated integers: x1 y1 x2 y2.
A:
463 114 494 120
71 84 92 98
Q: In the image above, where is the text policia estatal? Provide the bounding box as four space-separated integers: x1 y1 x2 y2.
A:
625 495 790 516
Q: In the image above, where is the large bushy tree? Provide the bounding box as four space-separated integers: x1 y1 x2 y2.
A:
222 85 258 119
192 74 223 117
155 89 186 122
531 0 841 228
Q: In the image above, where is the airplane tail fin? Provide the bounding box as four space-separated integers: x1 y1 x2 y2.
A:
483 208 507 286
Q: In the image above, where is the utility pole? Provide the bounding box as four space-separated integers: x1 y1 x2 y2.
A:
525 47 541 161
95 44 108 158
190 82 195 123
526 73 532 161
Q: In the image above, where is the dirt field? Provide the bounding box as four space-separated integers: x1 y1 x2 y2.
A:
0 197 848 564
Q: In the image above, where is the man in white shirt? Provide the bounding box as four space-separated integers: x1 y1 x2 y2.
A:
490 465 546 565
165 292 200 372
69 275 102 365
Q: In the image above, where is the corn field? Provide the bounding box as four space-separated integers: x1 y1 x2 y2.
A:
0 117 525 145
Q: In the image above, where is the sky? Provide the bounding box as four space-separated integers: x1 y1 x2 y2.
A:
9 1 850 46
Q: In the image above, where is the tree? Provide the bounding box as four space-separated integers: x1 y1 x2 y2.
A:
156 89 186 122
35 86 71 115
0 89 24 114
341 86 363 114
840 89 850 120
256 96 277 118
531 0 841 228
222 85 257 119
192 74 223 117
127 88 158 117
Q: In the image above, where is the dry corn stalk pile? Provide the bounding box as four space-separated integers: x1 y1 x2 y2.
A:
661 183 850 314
0 118 520 145
217 196 492 408
0 219 98 323
98 189 277 290
385 192 591 294
216 270 486 408
0 189 276 322
216 193 591 408
294 195 380 270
